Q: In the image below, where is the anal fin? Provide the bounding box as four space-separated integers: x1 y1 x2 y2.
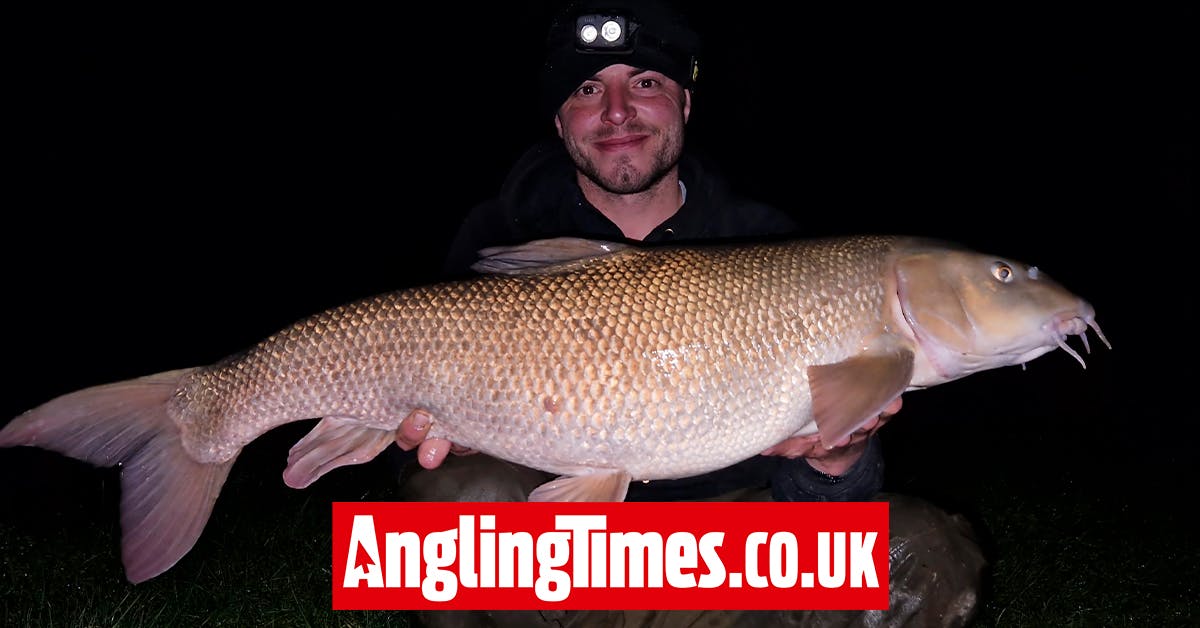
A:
528 471 632 502
283 416 395 489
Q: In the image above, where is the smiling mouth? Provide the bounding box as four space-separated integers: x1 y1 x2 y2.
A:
595 135 648 151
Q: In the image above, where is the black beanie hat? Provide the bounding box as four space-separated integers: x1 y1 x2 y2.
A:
539 0 701 123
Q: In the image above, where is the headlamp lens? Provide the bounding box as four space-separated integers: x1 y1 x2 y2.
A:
579 24 598 44
600 20 622 43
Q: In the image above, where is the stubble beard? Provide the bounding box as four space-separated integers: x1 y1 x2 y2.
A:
565 124 684 195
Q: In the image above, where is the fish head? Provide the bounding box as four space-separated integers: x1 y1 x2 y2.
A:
894 244 1109 385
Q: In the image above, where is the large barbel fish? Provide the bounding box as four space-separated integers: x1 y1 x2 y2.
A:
1 235 1107 583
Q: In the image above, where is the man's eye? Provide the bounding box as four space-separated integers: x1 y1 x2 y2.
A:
636 78 660 89
577 84 599 96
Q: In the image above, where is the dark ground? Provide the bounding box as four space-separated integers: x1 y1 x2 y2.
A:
3 3 1195 625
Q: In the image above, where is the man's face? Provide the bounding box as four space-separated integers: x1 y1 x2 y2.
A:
555 64 691 195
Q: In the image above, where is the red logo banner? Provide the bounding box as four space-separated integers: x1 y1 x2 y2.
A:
333 502 888 611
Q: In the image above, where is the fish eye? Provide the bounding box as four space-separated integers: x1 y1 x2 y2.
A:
991 262 1015 283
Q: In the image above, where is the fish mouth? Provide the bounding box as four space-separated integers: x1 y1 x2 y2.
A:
1037 310 1112 368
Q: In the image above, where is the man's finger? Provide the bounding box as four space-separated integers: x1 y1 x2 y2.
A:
855 415 882 435
395 410 432 450
418 438 453 469
762 434 822 458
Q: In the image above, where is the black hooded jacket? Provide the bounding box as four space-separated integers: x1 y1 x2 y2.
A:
442 138 797 277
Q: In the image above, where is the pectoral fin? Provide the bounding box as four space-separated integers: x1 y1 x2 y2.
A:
283 417 395 489
808 345 914 448
528 471 633 502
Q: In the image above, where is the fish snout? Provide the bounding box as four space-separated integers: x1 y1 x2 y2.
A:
1052 314 1089 337
1043 305 1111 369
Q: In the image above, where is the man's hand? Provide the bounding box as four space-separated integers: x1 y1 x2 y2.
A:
760 396 902 477
395 410 477 469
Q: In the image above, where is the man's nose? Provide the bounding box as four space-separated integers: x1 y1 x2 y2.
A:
601 87 635 125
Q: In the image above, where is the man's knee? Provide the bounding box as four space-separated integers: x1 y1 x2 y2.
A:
880 493 986 626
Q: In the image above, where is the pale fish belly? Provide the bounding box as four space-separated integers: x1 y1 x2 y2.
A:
422 337 820 481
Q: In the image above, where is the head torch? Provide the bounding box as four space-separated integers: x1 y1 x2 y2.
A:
575 14 632 52
540 1 701 121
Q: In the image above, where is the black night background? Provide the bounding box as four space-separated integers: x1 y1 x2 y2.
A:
3 3 1194 625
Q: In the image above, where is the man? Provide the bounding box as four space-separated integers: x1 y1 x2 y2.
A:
393 1 984 625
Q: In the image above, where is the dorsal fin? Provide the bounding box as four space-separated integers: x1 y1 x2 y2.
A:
471 237 632 276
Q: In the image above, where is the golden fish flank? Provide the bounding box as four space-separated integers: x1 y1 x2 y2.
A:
0 234 1108 583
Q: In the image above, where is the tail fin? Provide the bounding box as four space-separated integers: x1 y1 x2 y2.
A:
0 368 236 583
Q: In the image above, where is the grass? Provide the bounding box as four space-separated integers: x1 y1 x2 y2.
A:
967 484 1194 625
877 374 1197 627
0 425 418 628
